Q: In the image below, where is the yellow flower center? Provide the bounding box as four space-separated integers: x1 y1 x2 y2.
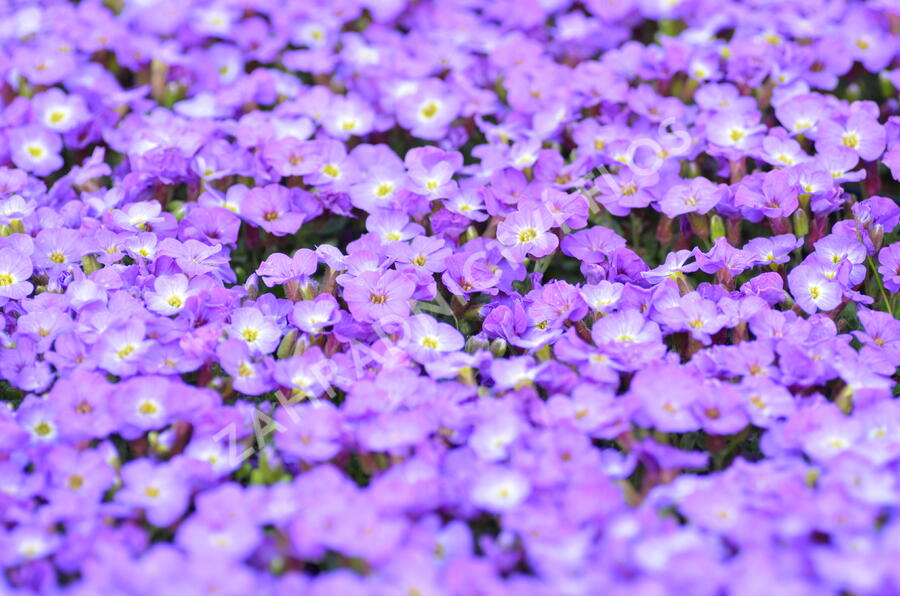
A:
841 132 859 149
33 422 52 436
518 228 537 243
0 273 13 286
420 102 438 119
621 183 638 196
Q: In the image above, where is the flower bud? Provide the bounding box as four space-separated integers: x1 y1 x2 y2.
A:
465 336 489 353
792 208 809 238
710 214 726 240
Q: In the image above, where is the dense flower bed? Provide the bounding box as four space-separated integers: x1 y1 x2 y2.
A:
1 0 899 594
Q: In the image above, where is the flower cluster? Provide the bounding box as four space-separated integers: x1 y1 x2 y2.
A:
0 0 899 594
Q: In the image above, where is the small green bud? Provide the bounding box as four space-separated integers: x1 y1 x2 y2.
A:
793 208 809 238
82 255 102 274
710 214 726 240
276 329 298 359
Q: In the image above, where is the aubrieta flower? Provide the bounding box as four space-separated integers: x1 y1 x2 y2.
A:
744 234 803 266
342 269 416 323
816 110 886 162
241 185 307 236
32 88 90 133
0 3 898 594
256 249 318 288
144 274 196 316
877 243 900 293
117 459 191 527
290 294 341 335
401 314 465 363
8 125 64 176
226 307 282 354
0 248 34 300
496 206 559 262
658 177 727 218
787 264 843 314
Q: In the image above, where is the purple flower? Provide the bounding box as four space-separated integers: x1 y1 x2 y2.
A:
241 185 307 236
496 206 558 262
592 309 662 346
706 108 765 155
387 235 452 274
216 339 275 396
32 88 89 133
396 80 461 140
117 459 191 527
113 376 174 440
0 248 34 300
629 363 702 432
405 146 461 199
322 94 375 140
96 320 151 377
261 138 321 177
743 234 802 266
877 242 900 293
469 466 531 513
401 313 465 363
816 111 886 162
157 238 228 278
694 238 754 277
734 169 800 219
275 401 343 462
144 274 196 316
787 264 843 314
775 93 827 135
657 292 727 345
256 249 317 288
658 177 727 218
342 269 416 323
226 307 282 354
642 250 698 284
8 124 64 176
366 210 424 244
291 295 341 334
273 347 335 399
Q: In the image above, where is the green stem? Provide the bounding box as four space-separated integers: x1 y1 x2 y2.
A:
856 221 894 317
